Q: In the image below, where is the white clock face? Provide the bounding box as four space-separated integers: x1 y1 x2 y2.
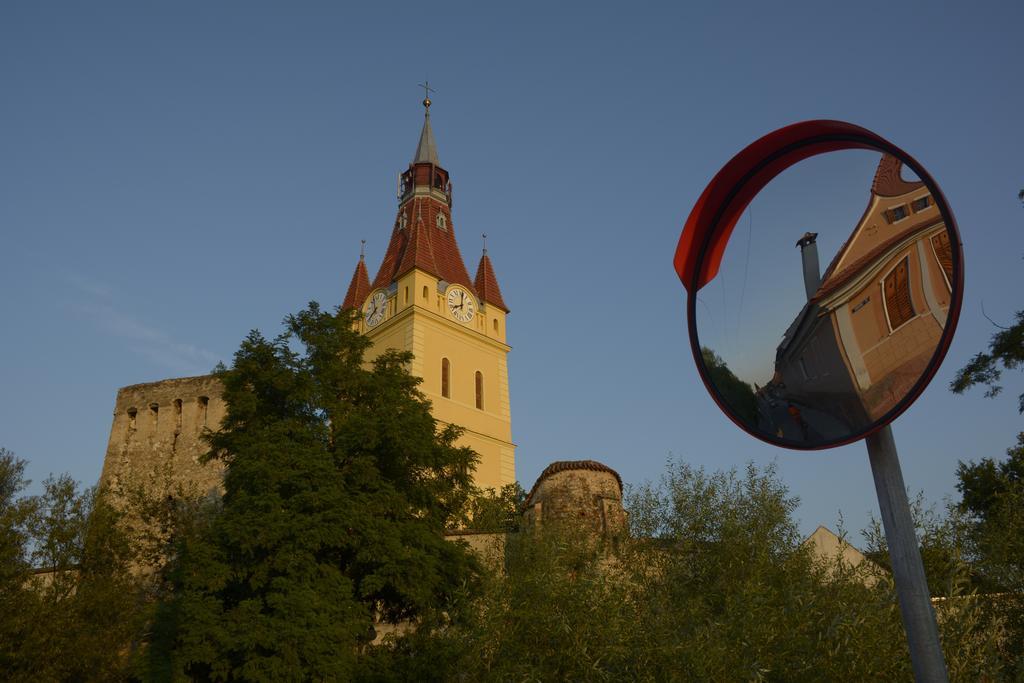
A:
446 286 476 323
365 291 388 327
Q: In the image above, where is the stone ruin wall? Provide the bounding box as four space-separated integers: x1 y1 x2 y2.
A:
522 465 627 537
99 375 226 506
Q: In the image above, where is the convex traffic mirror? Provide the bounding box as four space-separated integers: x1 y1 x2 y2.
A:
675 121 963 449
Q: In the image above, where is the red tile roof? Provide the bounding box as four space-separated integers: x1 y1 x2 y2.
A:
812 221 942 303
341 257 370 311
871 153 924 197
524 460 623 508
371 193 476 294
813 154 930 301
474 251 508 312
397 204 441 279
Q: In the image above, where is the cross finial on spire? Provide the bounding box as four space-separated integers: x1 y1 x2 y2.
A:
482 233 488 254
360 239 366 260
418 80 435 110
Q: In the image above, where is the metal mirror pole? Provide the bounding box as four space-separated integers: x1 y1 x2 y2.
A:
866 424 948 682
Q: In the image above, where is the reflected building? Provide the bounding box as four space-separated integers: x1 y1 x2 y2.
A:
767 154 952 441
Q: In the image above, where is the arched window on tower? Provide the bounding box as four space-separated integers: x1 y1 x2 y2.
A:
475 371 484 410
441 358 450 398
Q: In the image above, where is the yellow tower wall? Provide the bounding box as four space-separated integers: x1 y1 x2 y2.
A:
362 268 515 492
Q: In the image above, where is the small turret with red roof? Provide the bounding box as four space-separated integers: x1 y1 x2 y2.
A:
474 240 508 313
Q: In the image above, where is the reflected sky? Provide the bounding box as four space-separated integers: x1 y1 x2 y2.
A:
695 148 948 446
696 150 886 386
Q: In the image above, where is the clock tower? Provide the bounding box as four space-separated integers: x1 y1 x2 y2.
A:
341 96 515 491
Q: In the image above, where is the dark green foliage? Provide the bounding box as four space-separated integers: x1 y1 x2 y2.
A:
625 461 913 681
0 449 142 682
701 346 759 426
951 290 1024 673
953 434 1024 673
861 493 976 599
957 431 1024 523
951 310 1024 414
462 482 526 532
369 459 1005 681
163 303 481 680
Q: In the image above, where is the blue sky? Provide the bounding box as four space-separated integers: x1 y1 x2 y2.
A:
2 1 1022 542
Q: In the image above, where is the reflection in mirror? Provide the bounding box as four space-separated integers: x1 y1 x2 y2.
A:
695 150 954 447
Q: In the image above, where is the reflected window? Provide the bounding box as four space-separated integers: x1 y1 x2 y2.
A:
911 196 931 212
883 257 915 331
441 358 450 398
885 205 909 223
930 231 953 289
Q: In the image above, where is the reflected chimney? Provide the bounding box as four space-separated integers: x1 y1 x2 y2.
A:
796 232 820 301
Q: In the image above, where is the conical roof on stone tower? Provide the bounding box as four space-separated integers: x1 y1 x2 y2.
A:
370 96 481 295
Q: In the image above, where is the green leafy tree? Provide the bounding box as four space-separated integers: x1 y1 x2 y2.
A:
0 449 38 675
0 449 142 682
953 435 1024 673
951 311 1024 414
625 460 915 681
950 255 1024 673
462 482 526 532
700 347 758 426
368 459 1006 681
163 303 482 680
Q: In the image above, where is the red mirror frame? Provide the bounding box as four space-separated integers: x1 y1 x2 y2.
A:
675 120 964 449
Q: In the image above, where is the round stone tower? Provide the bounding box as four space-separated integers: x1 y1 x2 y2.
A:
521 460 627 537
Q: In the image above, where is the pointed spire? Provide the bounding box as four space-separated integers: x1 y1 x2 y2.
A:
371 92 476 293
342 248 371 311
413 84 440 165
474 240 508 312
